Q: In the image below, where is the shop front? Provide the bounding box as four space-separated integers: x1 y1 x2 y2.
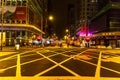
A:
91 32 120 48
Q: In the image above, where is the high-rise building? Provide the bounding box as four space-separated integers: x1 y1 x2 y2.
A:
66 0 81 37
0 0 48 46
76 0 98 37
89 0 120 48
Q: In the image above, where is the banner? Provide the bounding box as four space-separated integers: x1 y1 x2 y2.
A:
0 6 26 20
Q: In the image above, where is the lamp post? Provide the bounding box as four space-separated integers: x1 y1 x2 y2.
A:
65 29 69 33
48 15 54 37
1 0 4 51
65 29 69 39
41 15 43 38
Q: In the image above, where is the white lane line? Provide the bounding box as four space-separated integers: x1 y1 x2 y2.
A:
16 54 21 77
95 51 102 78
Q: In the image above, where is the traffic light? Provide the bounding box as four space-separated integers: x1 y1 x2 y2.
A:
85 36 91 42
81 28 86 33
37 35 41 41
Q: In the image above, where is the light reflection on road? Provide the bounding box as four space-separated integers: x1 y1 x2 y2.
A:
74 55 93 60
102 53 120 63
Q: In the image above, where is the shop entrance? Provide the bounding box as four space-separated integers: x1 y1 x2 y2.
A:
109 40 116 48
117 40 120 48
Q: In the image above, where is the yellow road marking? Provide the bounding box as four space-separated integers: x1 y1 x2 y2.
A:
0 52 60 73
0 55 17 62
21 53 60 65
95 51 102 78
0 48 40 62
101 65 120 74
35 50 88 77
35 52 80 77
16 54 21 77
1 48 120 78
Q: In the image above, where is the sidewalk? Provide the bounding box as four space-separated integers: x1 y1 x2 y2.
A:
0 46 40 57
0 46 37 52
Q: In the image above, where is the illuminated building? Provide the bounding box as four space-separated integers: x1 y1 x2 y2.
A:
90 1 120 48
0 0 48 46
77 0 98 37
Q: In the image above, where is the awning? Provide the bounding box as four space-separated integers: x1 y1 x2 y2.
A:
0 23 45 34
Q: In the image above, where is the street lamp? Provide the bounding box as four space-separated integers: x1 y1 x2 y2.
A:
65 29 69 33
47 15 54 37
49 15 53 21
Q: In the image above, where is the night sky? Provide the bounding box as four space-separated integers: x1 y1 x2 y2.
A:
50 0 76 38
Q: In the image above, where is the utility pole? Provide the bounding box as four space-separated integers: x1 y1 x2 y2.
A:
1 0 4 51
40 14 43 38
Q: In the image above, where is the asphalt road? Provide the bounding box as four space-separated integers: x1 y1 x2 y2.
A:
0 47 120 80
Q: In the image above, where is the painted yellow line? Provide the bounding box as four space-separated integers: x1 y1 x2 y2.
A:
0 51 60 73
0 55 17 62
34 65 58 76
99 51 120 74
35 52 80 77
101 65 120 74
0 52 16 56
35 50 89 77
95 51 102 78
0 76 120 80
20 54 37 58
16 54 21 77
21 52 60 65
0 48 40 62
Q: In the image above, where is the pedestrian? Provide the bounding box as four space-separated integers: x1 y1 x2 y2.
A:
66 38 70 47
59 39 62 47
41 37 46 48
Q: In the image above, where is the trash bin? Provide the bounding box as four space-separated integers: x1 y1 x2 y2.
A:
15 44 20 50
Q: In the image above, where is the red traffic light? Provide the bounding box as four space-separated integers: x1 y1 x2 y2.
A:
85 36 91 42
37 36 41 41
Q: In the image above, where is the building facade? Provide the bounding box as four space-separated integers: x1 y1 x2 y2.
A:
75 0 98 37
74 0 120 48
66 0 81 37
0 0 48 46
90 2 120 48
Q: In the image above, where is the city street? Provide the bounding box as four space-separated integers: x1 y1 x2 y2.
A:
0 47 120 80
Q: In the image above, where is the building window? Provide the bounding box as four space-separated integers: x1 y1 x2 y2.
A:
12 0 16 6
22 0 26 6
6 0 11 6
17 0 21 6
91 0 98 2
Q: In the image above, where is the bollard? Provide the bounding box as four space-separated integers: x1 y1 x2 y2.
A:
15 44 20 50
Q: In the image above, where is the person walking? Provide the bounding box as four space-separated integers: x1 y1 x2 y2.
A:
41 37 46 48
66 38 70 48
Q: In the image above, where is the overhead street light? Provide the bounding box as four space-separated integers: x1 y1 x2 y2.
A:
49 15 53 21
65 29 69 33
